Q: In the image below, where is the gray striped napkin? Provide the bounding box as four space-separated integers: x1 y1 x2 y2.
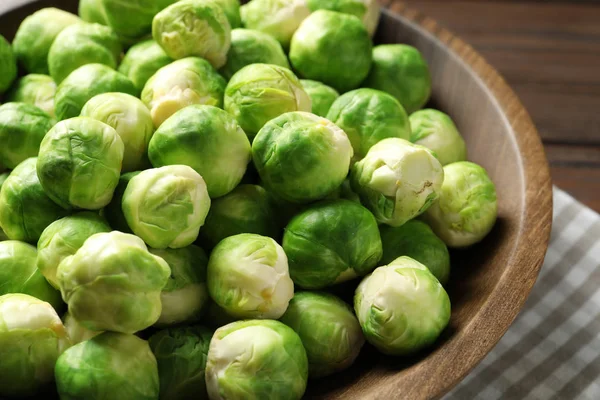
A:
445 187 600 400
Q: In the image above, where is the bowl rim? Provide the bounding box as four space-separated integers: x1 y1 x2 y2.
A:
0 1 554 399
365 3 553 399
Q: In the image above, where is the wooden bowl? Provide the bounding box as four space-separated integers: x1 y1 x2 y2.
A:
0 1 553 399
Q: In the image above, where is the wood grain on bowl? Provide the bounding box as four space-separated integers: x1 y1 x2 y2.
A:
0 1 553 399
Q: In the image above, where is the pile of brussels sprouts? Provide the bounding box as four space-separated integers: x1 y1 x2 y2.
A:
0 0 499 398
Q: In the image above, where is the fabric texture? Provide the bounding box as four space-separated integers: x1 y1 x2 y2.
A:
445 187 600 400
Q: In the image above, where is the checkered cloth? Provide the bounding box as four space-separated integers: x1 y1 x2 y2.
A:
445 187 600 400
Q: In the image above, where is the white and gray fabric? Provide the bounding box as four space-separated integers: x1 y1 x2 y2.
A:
445 187 600 400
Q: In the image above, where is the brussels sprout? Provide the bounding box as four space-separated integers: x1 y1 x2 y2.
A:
409 109 467 166
149 245 209 326
207 233 294 319
81 92 154 172
79 0 177 45
37 117 124 210
47 23 121 84
380 220 450 285
0 294 68 397
350 138 444 227
213 0 242 28
118 40 172 91
0 158 67 243
148 105 251 198
63 311 101 345
0 241 63 311
57 231 171 333
141 57 226 128
6 74 57 117
36 212 111 289
153 0 231 68
205 320 308 400
0 102 55 169
149 325 212 400
289 10 372 93
306 0 380 37
300 79 339 118
0 35 17 94
327 88 411 161
220 29 289 80
423 161 498 248
283 199 382 289
364 44 432 114
240 0 311 48
253 112 352 203
54 63 138 121
55 332 159 400
355 256 451 355
280 291 364 378
11 8 81 74
198 184 279 250
103 171 140 233
224 64 311 140
122 166 211 249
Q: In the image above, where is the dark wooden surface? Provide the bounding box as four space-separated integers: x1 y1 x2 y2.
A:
396 0 600 212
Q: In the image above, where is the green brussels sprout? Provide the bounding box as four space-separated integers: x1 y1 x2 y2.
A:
205 320 308 400
0 158 67 243
282 199 382 289
79 0 177 45
153 0 231 68
364 44 432 114
355 256 451 355
37 117 124 210
0 102 56 169
149 325 212 400
118 40 172 91
36 212 111 289
198 184 279 250
0 35 17 94
300 79 339 118
11 8 81 74
252 112 353 203
55 332 159 400
380 220 450 285
148 105 251 198
409 109 467 166
350 138 444 227
54 63 138 121
213 0 242 28
280 291 364 378
0 293 68 397
47 22 121 84
57 231 171 333
220 28 289 80
327 88 411 161
81 92 154 172
224 64 311 140
141 57 226 128
207 233 294 319
423 161 498 248
306 0 380 37
289 10 372 93
6 74 57 117
240 0 311 48
103 171 140 233
0 240 63 311
63 311 101 345
122 166 211 249
149 245 209 326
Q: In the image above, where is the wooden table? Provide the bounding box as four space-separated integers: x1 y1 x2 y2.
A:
390 0 600 212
